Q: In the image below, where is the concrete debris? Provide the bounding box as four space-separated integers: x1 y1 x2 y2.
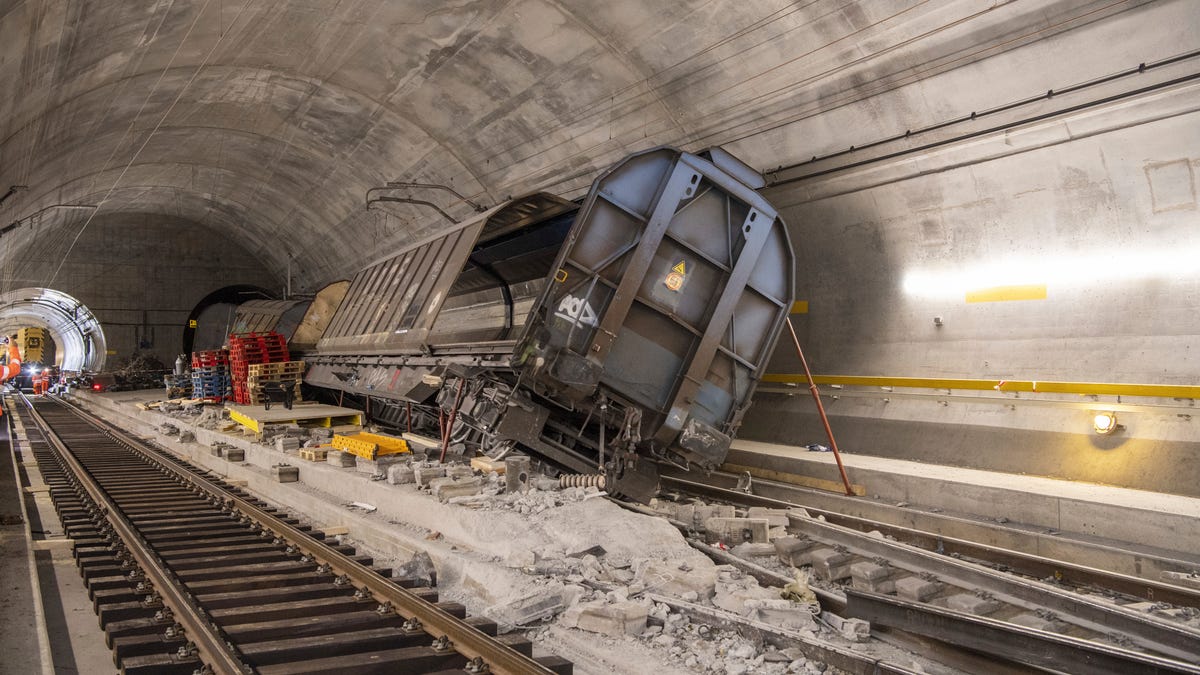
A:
731 542 776 558
747 507 790 528
325 449 357 468
714 579 776 615
128 391 853 675
355 453 408 475
429 475 483 502
393 550 436 587
387 462 415 485
635 559 719 601
649 500 735 529
820 612 870 642
177 430 194 443
704 517 770 544
485 584 566 632
414 464 447 487
561 599 649 636
446 464 476 480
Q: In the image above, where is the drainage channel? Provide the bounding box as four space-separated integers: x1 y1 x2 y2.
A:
11 394 571 675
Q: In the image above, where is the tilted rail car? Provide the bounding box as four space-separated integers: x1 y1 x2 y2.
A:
304 146 795 500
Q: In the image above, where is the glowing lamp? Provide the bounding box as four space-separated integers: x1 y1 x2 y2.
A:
1093 412 1119 435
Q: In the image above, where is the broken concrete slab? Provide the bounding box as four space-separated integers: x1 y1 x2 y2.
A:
713 577 777 615
275 436 300 452
747 507 790 528
325 449 357 467
561 600 648 637
730 542 776 559
387 462 415 485
430 476 483 502
271 464 299 483
485 584 565 632
635 559 719 601
356 453 408 475
414 464 447 488
744 598 817 631
820 612 870 642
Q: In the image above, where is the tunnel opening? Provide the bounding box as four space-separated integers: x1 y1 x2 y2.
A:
0 287 107 373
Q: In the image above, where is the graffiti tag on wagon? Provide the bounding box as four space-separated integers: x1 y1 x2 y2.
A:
555 294 598 328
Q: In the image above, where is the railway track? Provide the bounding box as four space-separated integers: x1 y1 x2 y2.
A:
11 393 571 675
655 472 1200 674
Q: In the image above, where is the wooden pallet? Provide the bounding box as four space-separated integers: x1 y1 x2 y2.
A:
248 361 305 377
299 447 329 462
226 403 363 438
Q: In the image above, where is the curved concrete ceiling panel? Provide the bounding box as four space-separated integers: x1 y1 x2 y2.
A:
1 0 1190 296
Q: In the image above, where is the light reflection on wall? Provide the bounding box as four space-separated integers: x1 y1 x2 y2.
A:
901 245 1200 299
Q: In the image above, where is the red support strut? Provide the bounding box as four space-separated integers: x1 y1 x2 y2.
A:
785 317 855 496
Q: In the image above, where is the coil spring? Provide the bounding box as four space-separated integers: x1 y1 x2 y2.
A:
559 473 606 490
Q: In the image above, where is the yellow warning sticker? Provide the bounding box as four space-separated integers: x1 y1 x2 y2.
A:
664 260 687 292
188 319 198 328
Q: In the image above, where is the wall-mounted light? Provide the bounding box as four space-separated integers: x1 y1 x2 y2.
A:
1093 411 1121 435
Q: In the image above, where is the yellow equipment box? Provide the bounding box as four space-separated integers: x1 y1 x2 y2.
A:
332 432 409 460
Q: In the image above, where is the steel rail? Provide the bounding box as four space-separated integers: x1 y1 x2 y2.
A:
51 395 555 675
785 514 1200 662
661 472 1200 606
845 589 1200 675
19 394 249 674
660 473 1200 664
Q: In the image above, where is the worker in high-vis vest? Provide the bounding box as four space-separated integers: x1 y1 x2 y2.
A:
0 336 20 383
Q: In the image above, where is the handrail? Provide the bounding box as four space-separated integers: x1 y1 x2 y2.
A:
762 374 1200 400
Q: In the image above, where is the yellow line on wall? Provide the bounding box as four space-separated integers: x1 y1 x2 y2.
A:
761 374 1200 399
965 284 1047 303
790 300 809 314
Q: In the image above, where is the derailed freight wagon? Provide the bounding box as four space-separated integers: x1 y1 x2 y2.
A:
306 146 794 500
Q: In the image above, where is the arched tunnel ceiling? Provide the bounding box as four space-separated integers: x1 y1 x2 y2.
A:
0 0 1183 290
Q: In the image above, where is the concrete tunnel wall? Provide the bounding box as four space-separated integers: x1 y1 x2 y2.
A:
2 212 279 368
747 54 1200 495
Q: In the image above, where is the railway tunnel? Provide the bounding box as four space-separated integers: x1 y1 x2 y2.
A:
1 2 1198 673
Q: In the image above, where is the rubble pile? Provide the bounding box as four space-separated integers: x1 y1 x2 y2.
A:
121 396 856 674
